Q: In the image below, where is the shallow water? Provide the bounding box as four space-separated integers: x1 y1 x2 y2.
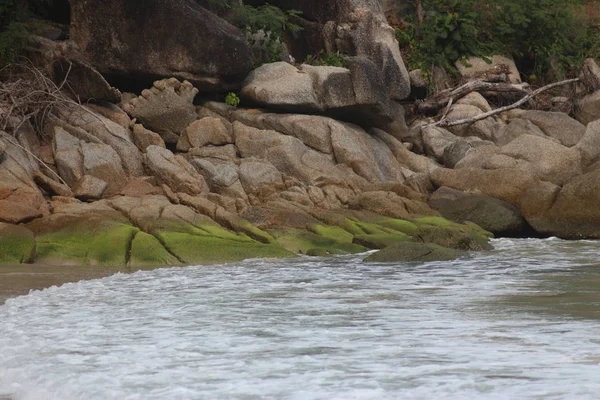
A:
1 238 600 399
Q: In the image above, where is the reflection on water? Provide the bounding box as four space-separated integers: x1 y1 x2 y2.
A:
1 238 600 400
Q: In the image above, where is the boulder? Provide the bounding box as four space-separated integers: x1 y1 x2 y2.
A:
122 78 198 143
279 0 410 101
575 89 600 126
492 118 547 146
431 166 537 207
430 186 530 236
515 110 586 147
132 124 166 151
455 55 521 84
445 104 496 140
177 117 233 152
52 56 121 103
500 135 582 186
240 61 404 126
238 160 284 196
73 175 108 200
575 119 600 168
364 241 465 263
521 169 600 238
580 58 600 91
144 145 208 195
68 0 254 91
80 142 128 195
55 104 144 177
52 126 83 187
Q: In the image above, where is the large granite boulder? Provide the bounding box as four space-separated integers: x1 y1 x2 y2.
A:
430 186 531 237
68 0 253 92
276 0 410 101
512 110 586 147
575 89 600 126
240 60 404 126
521 170 600 239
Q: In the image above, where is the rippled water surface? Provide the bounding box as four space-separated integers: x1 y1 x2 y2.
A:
2 238 600 400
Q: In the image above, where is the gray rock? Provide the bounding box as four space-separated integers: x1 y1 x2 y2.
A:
132 124 166 151
516 110 586 147
122 78 198 143
492 118 547 146
364 241 465 263
455 55 521 83
240 60 404 127
80 142 127 195
73 175 108 200
145 145 208 195
238 160 284 195
53 126 84 187
69 0 254 92
575 119 600 168
575 89 600 126
177 117 233 152
430 186 530 236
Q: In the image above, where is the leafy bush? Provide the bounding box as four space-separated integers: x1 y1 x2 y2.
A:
0 0 29 66
229 3 303 66
304 50 347 68
397 0 600 80
225 92 240 107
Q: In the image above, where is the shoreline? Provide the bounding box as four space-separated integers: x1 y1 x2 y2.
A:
0 263 170 305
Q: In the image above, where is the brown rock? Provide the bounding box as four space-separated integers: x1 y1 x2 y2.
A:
69 0 254 92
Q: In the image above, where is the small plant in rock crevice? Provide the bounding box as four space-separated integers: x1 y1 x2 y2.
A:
225 92 240 107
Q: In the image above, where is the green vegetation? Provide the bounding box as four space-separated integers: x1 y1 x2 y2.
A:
304 50 347 68
398 0 600 79
0 0 29 66
197 1 303 65
225 92 240 107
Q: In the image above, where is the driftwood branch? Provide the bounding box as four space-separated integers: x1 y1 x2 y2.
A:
430 78 580 128
417 79 530 114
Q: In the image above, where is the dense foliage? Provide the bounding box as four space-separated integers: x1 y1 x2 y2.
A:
197 1 303 65
0 0 29 66
398 0 600 79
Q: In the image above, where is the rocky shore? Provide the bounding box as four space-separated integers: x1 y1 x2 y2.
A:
1 0 600 273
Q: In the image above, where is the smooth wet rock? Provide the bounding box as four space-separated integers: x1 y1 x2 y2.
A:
364 241 466 263
430 186 530 237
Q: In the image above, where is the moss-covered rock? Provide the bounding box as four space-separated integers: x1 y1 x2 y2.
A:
413 216 492 251
129 231 182 267
270 227 366 256
0 223 35 264
352 232 411 249
34 222 139 266
364 241 466 263
154 222 295 264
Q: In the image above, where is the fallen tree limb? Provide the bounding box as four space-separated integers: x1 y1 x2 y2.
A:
417 79 530 114
429 78 580 128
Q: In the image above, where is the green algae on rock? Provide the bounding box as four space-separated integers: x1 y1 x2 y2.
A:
129 231 182 267
0 223 35 264
269 227 366 256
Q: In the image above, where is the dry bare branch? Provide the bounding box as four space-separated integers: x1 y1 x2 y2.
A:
417 79 530 114
429 78 580 128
